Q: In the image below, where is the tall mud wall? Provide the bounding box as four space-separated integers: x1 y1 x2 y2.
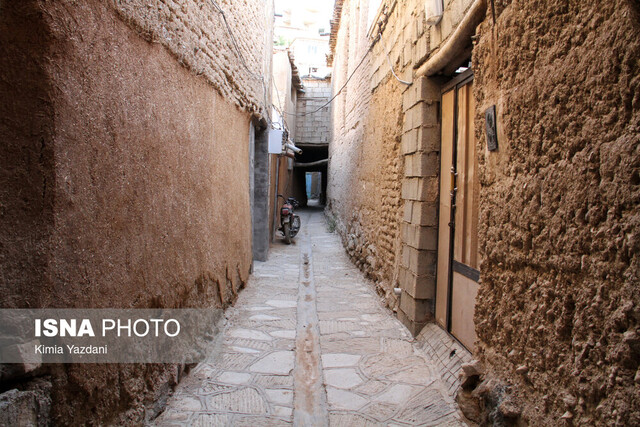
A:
113 0 273 115
329 74 404 301
0 1 55 310
0 0 270 424
329 0 426 305
473 0 640 424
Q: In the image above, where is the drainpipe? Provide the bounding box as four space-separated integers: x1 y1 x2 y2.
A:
415 0 487 78
285 141 302 154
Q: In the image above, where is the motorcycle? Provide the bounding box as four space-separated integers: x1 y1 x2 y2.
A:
278 195 301 244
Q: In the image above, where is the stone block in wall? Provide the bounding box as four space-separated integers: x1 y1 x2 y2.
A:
417 76 442 103
413 36 429 66
403 77 443 113
0 382 51 427
401 177 439 202
399 290 432 323
402 85 420 112
403 20 412 44
401 221 438 250
404 40 412 67
399 265 435 299
397 309 429 336
401 126 439 155
403 102 438 132
419 125 441 153
1 341 41 376
401 244 437 275
416 7 426 39
404 200 414 222
411 201 438 226
404 152 439 177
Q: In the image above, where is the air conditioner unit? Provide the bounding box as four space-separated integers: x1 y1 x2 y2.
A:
425 0 444 25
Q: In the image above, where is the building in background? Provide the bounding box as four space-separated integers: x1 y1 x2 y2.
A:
272 0 333 206
271 49 304 238
291 77 332 206
274 0 332 78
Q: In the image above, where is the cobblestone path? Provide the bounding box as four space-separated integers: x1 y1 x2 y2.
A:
153 209 463 426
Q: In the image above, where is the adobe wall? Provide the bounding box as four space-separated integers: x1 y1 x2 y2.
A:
0 0 271 424
328 0 405 307
472 0 640 424
114 0 273 116
0 1 55 310
328 0 475 328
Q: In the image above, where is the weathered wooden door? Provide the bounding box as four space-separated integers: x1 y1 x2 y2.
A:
435 72 479 350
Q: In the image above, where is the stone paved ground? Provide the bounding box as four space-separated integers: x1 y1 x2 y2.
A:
152 208 464 426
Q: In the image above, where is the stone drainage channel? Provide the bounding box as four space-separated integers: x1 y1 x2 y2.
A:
293 231 328 425
152 209 464 426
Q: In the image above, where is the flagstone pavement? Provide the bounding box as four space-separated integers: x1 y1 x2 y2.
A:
151 208 465 426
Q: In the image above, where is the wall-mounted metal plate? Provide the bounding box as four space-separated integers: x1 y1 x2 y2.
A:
485 105 498 152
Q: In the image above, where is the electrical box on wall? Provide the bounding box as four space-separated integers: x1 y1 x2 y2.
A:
425 0 443 25
268 129 284 154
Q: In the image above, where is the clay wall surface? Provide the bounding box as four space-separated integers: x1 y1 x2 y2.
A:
0 1 55 309
1 0 272 424
329 0 401 306
114 0 273 116
472 0 640 424
330 0 640 423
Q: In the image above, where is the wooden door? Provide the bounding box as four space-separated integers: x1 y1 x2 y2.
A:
435 73 479 351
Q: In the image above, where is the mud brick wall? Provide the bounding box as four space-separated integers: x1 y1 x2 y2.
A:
0 0 272 424
114 0 273 116
473 0 640 424
328 0 405 309
328 0 474 332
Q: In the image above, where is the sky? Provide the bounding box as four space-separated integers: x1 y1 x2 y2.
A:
274 0 334 33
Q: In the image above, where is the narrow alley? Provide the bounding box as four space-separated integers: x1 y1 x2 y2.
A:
153 208 463 426
2 0 638 425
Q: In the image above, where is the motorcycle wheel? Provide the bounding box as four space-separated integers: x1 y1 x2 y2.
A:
290 215 301 237
283 223 291 244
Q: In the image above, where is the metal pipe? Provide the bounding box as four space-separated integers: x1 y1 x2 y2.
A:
415 0 486 77
294 158 329 168
285 142 302 154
